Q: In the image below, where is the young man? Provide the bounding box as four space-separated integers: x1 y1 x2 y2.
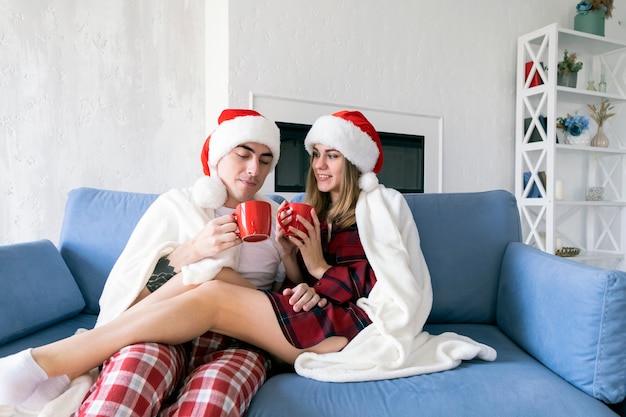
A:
10 109 322 416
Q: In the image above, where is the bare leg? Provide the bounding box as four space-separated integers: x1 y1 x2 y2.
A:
32 280 347 379
129 268 255 308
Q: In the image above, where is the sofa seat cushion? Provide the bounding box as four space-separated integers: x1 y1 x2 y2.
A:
0 240 86 345
247 324 615 417
0 313 96 357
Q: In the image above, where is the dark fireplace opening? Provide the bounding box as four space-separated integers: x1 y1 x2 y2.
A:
275 121 424 193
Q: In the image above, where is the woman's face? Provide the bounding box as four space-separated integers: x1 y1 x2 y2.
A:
311 143 345 203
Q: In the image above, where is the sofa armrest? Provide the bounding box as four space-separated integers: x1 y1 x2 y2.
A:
497 242 626 404
0 240 85 345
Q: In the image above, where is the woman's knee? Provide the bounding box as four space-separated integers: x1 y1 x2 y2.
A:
180 280 231 321
307 336 348 355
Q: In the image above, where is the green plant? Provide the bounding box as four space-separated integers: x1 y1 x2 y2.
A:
558 50 583 74
576 1 614 19
587 100 616 127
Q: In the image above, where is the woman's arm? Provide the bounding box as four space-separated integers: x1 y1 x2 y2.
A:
288 213 375 304
283 209 330 280
313 260 375 304
280 251 304 284
275 201 305 284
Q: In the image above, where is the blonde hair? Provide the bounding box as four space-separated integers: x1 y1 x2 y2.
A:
304 155 361 230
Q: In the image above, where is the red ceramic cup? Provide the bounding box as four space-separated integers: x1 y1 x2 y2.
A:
277 202 314 236
234 200 271 242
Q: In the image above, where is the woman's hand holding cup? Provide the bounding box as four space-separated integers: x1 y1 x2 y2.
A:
277 202 330 279
276 201 316 258
277 202 315 238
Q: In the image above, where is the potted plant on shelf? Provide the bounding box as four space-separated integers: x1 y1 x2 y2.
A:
587 100 616 147
557 113 591 145
557 50 583 88
574 1 614 36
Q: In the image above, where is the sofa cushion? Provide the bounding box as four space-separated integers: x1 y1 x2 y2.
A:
247 324 616 417
498 242 626 404
0 240 85 345
403 190 521 324
0 313 96 357
59 188 158 314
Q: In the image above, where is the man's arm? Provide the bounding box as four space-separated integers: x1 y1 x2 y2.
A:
131 212 245 304
166 213 241 273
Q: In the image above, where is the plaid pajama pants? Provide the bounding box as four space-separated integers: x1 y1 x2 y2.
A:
74 331 270 417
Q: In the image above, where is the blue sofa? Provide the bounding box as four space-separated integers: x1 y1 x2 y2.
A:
1 187 625 416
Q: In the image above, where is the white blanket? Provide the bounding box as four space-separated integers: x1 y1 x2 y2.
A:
295 185 497 382
96 186 240 326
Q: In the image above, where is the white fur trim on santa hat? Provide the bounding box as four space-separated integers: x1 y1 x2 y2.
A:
304 115 379 175
208 115 280 172
192 176 228 209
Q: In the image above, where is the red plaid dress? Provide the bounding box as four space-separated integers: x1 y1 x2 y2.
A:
264 223 376 349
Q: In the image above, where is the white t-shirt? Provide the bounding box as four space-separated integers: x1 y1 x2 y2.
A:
215 206 285 290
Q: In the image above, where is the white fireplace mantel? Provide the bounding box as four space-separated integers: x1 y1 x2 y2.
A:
250 93 443 199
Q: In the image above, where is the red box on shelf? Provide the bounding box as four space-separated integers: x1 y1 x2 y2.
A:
525 61 543 87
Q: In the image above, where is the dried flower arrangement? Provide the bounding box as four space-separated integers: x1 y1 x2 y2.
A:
587 100 616 127
576 1 614 19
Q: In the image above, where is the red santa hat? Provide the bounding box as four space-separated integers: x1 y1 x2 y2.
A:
304 110 383 191
201 109 280 175
193 109 280 208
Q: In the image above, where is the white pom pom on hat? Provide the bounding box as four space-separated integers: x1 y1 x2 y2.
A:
192 176 228 209
304 110 383 189
358 172 380 192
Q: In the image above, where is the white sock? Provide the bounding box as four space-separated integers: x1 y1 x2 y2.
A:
0 349 49 405
17 374 70 411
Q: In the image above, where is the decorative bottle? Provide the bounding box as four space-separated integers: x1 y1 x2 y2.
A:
598 73 607 93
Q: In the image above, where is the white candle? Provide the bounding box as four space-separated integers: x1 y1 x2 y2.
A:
555 237 563 251
555 180 564 201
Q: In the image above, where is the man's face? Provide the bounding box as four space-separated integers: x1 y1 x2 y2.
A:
216 142 274 208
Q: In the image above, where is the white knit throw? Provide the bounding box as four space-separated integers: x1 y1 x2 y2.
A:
295 185 497 382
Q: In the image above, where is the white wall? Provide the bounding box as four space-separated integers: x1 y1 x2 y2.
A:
2 0 625 245
223 0 625 192
1 1 205 244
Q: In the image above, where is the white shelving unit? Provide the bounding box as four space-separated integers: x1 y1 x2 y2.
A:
515 23 626 270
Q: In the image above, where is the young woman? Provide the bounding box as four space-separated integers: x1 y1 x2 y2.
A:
0 110 383 406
